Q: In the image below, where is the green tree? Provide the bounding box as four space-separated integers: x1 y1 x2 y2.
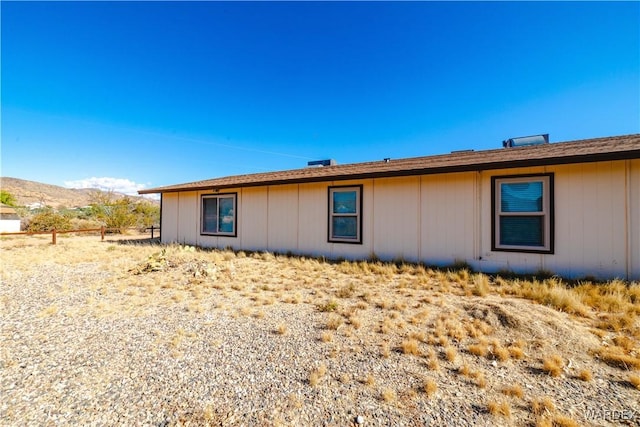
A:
0 190 17 206
134 200 160 229
91 197 137 232
89 190 160 233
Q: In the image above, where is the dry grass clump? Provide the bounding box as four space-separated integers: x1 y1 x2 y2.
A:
365 373 376 387
542 354 564 377
277 323 288 336
335 283 356 299
531 396 555 416
348 314 362 329
505 278 591 317
490 340 510 362
576 279 639 313
318 299 339 312
468 338 489 357
379 317 393 334
309 363 327 387
613 335 635 351
37 305 59 317
325 314 343 330
597 313 636 334
576 369 592 382
487 400 511 418
400 338 420 355
594 346 640 370
380 342 391 358
467 369 487 388
501 384 524 399
409 309 430 325
381 387 397 403
629 374 640 389
507 344 525 360
444 345 457 362
321 331 333 343
408 331 426 343
424 348 440 371
535 415 580 427
458 363 470 377
472 273 490 297
475 374 487 388
423 378 437 397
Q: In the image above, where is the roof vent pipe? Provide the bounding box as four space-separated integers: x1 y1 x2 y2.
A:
503 134 549 148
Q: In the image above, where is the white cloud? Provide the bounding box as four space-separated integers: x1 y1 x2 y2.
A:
64 177 148 196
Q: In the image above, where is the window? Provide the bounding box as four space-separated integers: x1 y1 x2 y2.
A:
492 174 553 253
328 186 362 243
201 193 237 236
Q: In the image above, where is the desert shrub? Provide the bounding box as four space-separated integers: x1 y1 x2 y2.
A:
26 209 72 232
133 200 160 229
90 191 159 232
70 218 104 231
91 197 137 232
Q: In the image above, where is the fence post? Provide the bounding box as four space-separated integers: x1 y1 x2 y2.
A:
151 225 154 239
101 226 105 241
52 229 57 245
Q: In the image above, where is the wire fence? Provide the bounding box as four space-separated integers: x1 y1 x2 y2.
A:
0 225 160 244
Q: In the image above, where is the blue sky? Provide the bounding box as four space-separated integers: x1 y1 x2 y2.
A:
2 1 639 195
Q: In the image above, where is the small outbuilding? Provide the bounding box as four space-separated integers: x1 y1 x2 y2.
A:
140 134 640 280
0 203 21 233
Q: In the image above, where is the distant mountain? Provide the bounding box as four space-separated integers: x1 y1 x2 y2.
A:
0 177 155 209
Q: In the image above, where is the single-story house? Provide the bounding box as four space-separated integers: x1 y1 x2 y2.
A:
140 134 640 281
0 203 21 233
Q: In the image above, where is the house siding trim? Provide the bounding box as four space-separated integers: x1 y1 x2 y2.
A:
490 173 555 254
327 184 364 244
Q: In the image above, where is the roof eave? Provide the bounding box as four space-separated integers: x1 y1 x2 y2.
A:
138 149 640 195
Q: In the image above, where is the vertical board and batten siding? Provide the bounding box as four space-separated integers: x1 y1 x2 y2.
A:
297 182 330 257
161 192 179 243
370 177 420 262
238 187 268 251
420 172 477 266
160 158 640 280
266 185 299 252
177 191 198 245
630 159 640 279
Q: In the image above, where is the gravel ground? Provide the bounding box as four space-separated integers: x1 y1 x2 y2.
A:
1 236 638 426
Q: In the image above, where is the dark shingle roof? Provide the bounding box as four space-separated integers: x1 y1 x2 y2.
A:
139 134 640 194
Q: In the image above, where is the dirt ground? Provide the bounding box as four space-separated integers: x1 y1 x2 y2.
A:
1 234 638 426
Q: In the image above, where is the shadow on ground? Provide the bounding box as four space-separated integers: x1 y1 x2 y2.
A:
113 237 162 246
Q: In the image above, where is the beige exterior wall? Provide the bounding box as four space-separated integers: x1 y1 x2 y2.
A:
420 172 477 266
238 187 268 251
0 219 21 233
161 193 179 243
160 159 640 280
370 177 420 262
629 159 640 279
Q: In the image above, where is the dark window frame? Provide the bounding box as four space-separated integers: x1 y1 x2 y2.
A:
491 173 554 254
200 192 238 237
327 185 363 244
